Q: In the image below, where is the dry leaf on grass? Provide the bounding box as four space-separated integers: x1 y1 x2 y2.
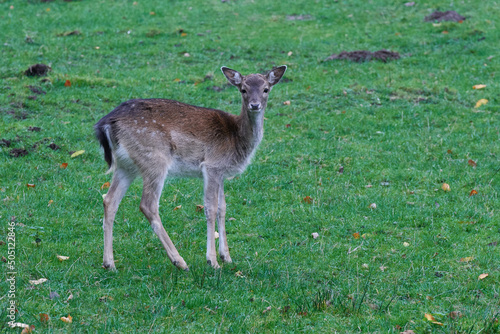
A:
57 255 69 261
369 203 377 209
424 313 444 325
214 231 219 239
60 163 68 169
478 273 489 280
460 257 474 263
60 315 72 323
262 306 272 314
469 189 478 196
441 183 451 192
173 205 182 211
353 232 360 239
100 182 110 190
303 196 312 204
311 232 319 239
468 159 477 167
473 84 486 89
474 99 488 108
29 278 47 285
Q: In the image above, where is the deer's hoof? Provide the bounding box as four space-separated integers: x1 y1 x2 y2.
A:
207 259 221 269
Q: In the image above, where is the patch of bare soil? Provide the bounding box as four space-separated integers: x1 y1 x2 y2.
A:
28 127 41 132
25 64 50 77
1 139 11 147
28 86 46 95
48 143 60 150
424 11 466 22
326 50 400 63
9 149 28 157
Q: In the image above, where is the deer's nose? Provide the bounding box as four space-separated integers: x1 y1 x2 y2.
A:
249 103 261 110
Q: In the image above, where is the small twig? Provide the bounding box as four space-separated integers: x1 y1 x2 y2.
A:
348 241 364 254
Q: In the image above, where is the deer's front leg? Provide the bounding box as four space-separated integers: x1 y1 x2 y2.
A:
217 182 232 263
203 168 222 269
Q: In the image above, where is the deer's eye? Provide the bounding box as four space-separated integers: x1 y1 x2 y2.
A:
264 88 269 93
241 89 247 94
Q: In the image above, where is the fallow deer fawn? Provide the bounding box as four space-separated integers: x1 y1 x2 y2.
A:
95 66 287 270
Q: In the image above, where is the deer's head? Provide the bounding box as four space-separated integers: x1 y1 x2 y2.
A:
221 66 287 113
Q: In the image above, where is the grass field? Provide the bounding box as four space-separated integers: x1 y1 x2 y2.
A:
1 0 499 332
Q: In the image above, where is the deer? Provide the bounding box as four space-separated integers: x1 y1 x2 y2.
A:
94 65 287 271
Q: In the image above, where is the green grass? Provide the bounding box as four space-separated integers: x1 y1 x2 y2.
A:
1 0 499 332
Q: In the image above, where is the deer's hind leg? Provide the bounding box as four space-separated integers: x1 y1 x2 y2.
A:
103 168 135 270
139 166 188 271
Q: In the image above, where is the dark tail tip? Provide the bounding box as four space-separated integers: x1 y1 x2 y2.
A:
95 123 113 168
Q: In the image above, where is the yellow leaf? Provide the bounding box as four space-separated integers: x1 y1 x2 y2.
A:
425 313 436 321
173 205 182 211
441 183 451 192
478 273 489 280
473 84 486 90
460 256 474 262
353 232 360 239
474 99 488 108
70 150 85 158
57 255 70 261
60 315 72 323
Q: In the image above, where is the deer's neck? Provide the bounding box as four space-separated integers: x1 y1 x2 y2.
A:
237 107 265 156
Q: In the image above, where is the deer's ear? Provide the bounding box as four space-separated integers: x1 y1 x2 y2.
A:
267 65 287 86
221 67 242 86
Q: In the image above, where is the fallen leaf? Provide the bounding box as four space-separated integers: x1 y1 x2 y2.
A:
449 311 461 319
70 150 85 158
361 263 369 269
424 313 443 325
183 53 190 57
181 32 187 37
400 330 415 334
447 149 453 154
64 80 71 87
48 200 54 207
29 278 48 285
311 232 319 239
214 231 219 239
369 203 377 209
403 242 410 247
478 273 489 280
285 124 291 128
40 313 49 322
60 315 72 323
60 163 68 169
173 205 182 211
195 204 204 212
353 232 360 239
379 265 387 272
283 100 291 105
66 293 74 302
235 271 244 277
303 196 312 204
21 326 35 334
460 256 474 263
441 183 451 192
468 159 477 167
442 30 449 34
57 255 69 261
469 189 478 196
262 306 272 314
475 99 488 108
287 51 293 56
100 182 110 190
473 84 486 90
27 183 35 188
149 11 155 15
